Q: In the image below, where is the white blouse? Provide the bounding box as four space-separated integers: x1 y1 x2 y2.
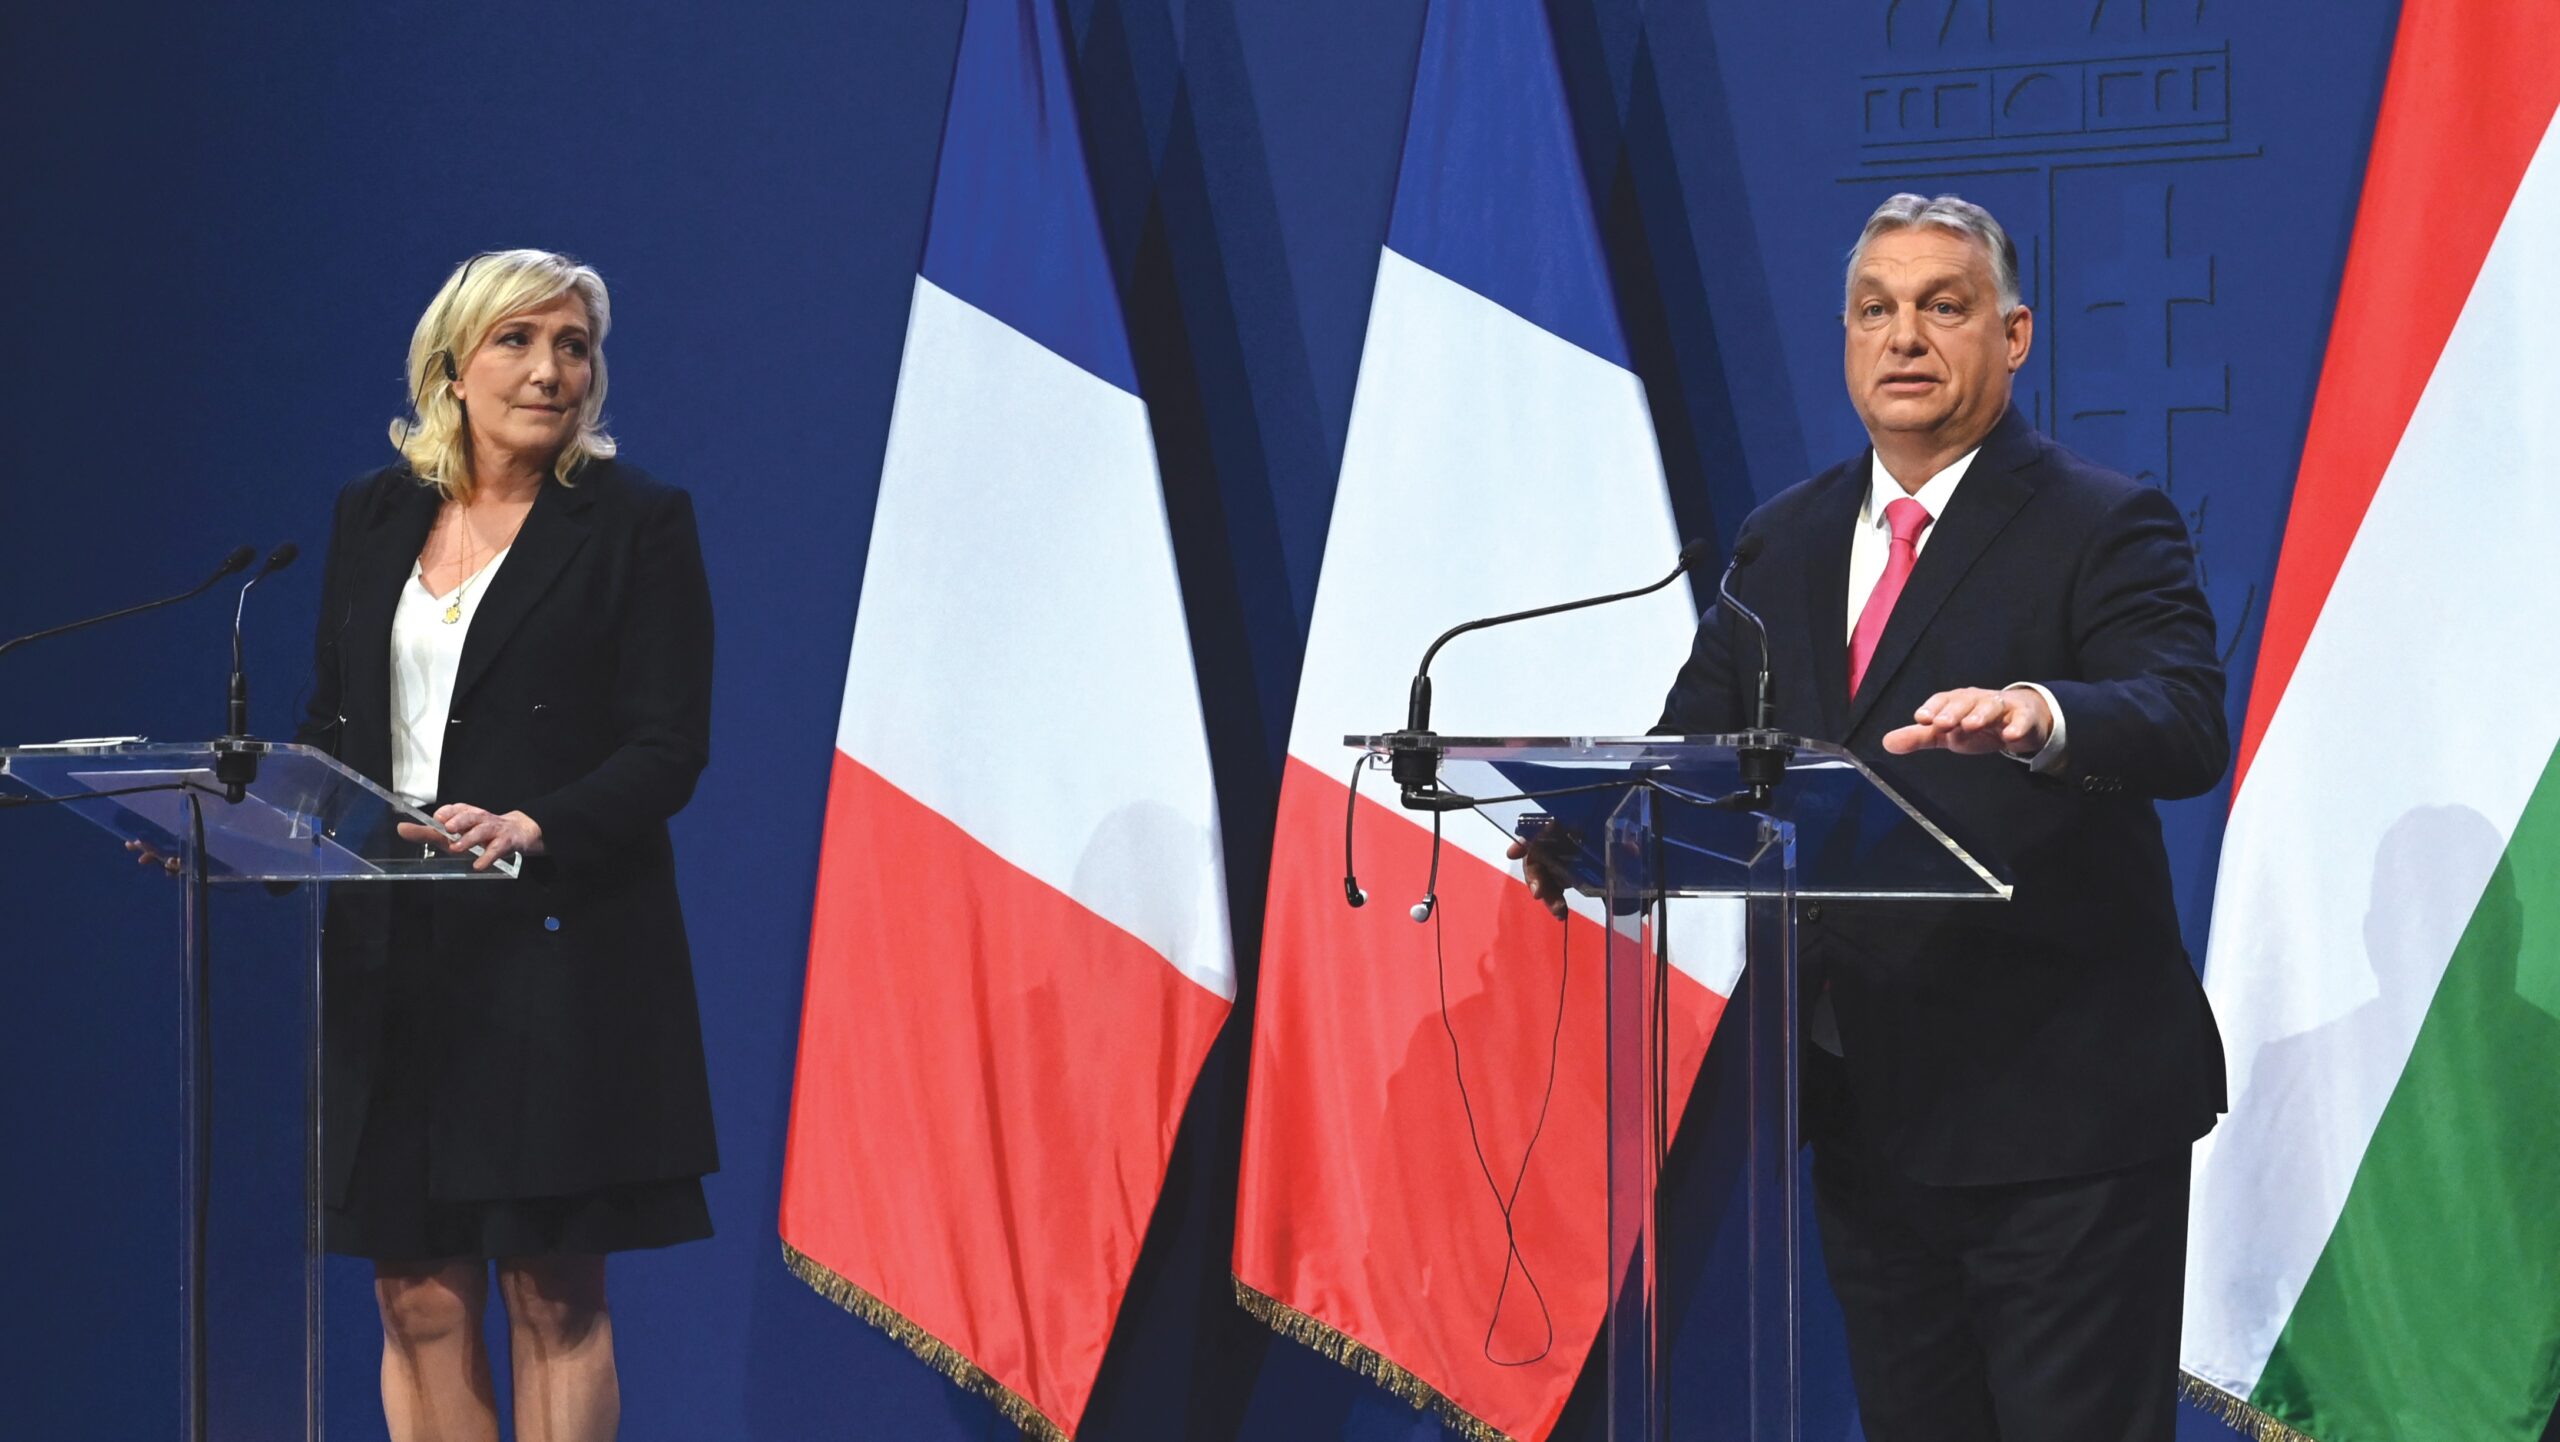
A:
388 548 512 806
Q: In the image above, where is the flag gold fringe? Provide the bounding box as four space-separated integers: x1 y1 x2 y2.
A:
2181 1371 2322 1442
783 1240 1071 1442
1232 1275 1521 1442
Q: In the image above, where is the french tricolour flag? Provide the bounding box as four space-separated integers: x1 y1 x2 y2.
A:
1231 3 1736 1438
780 2 1233 1437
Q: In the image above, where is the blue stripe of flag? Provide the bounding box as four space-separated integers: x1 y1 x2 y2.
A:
920 0 1139 395
1385 0 1629 369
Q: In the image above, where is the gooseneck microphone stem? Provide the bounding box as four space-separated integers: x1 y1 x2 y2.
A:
1392 543 1713 810
228 588 254 740
1406 544 1712 728
1715 535 1776 730
216 543 298 802
1711 534 1789 806
0 546 257 662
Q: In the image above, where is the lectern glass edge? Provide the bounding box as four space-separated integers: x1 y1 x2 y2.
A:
1 740 517 881
1346 732 2012 901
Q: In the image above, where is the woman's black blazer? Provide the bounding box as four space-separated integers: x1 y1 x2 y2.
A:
298 458 719 1203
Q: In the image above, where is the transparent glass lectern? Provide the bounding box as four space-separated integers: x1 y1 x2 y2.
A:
0 740 511 1442
1351 733 2010 1442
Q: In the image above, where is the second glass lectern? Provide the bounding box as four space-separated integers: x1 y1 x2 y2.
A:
1351 732 2009 1442
0 739 513 1442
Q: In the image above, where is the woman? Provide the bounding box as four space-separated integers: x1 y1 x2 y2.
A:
297 249 718 1442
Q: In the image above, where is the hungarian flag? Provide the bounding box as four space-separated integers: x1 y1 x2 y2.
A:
779 2 1233 1437
2180 4 2560 1438
1231 3 1736 1438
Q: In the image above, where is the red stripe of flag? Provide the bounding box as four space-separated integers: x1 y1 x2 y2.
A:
2236 1 2560 790
783 753 1230 1431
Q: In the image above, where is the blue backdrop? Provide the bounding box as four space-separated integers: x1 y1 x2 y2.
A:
0 1 2406 1437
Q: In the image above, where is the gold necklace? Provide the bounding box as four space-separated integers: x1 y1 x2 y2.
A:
441 569 479 625
427 507 517 624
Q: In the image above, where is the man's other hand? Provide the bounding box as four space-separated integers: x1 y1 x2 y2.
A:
1505 836 1573 919
1882 685 2052 758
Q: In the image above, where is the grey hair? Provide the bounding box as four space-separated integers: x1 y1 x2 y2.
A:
1844 193 2023 315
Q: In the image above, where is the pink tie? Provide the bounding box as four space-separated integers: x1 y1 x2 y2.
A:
1848 496 1932 696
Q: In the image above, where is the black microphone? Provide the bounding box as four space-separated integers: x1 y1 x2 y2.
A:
0 545 257 662
1709 532 1790 804
1390 542 1715 810
1715 533 1775 731
215 543 299 802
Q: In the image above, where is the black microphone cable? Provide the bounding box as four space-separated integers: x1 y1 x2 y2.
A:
1430 826 1570 1369
1342 753 1372 908
1340 766 1574 1364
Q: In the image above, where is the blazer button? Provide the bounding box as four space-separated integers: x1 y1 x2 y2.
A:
448 716 464 727
1803 902 1824 924
543 916 561 932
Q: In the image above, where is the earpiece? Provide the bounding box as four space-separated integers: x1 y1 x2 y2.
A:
414 251 493 407
1411 809 1444 924
1343 752 1445 924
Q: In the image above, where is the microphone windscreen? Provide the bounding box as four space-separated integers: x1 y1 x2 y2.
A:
263 542 301 573
218 545 257 577
1677 539 1716 573
1731 533 1765 567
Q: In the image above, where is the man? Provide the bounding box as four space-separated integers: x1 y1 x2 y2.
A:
1524 194 2228 1438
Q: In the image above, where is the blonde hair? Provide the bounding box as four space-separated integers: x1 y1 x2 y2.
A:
390 249 617 499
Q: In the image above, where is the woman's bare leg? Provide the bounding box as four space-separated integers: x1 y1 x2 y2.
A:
375 1259 498 1442
497 1254 618 1442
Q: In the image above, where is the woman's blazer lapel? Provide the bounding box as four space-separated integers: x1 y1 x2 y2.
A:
450 473 598 710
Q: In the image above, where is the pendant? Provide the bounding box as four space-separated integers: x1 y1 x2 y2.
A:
443 600 463 625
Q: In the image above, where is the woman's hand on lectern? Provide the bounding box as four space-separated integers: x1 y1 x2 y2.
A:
396 802 546 871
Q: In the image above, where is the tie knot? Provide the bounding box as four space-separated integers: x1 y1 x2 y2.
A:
1883 496 1932 546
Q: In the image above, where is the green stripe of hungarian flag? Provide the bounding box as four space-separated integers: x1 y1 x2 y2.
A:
2182 3 2560 1439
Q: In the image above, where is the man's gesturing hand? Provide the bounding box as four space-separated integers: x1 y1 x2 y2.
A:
1881 685 2052 758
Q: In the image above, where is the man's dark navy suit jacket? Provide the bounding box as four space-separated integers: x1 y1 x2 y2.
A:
1658 406 2229 1187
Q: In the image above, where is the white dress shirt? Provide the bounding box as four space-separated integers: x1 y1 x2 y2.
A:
389 547 511 806
1856 449 2067 771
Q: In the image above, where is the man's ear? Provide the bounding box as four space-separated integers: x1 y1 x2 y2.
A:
2005 304 2035 373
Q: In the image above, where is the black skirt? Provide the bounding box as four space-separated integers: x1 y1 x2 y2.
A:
323 882 712 1262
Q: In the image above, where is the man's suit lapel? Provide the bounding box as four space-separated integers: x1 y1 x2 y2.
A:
1843 407 2042 735
1801 463 1864 737
451 471 597 707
